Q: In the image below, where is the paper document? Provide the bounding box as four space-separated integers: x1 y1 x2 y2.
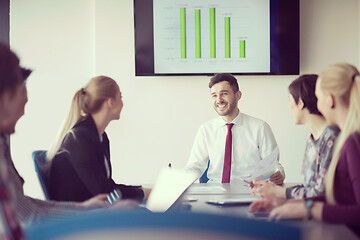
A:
248 147 279 181
186 186 226 194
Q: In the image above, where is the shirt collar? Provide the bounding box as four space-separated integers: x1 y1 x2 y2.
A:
217 110 243 128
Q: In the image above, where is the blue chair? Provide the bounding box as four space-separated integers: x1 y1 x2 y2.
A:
32 150 51 200
199 160 210 183
25 210 301 240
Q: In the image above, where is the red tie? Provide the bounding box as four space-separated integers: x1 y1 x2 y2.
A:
222 123 234 183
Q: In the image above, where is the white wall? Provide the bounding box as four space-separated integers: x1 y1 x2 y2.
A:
10 0 96 198
10 0 359 199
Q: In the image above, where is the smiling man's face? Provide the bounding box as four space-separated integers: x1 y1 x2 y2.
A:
210 81 241 121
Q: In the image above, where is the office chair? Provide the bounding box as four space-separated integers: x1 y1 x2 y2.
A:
25 210 301 240
32 150 51 200
199 160 210 183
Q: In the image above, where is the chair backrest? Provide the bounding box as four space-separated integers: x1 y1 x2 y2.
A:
32 150 51 200
25 210 301 240
199 160 210 183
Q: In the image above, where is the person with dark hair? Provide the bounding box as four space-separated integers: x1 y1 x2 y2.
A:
208 73 240 93
0 43 25 240
0 43 136 235
251 74 340 199
249 63 360 237
185 73 285 185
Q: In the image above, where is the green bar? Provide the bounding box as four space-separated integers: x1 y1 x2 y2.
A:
239 40 245 58
180 8 186 58
225 17 230 58
210 8 216 58
195 9 201 58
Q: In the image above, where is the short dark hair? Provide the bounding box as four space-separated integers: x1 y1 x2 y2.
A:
288 74 322 116
0 43 27 96
209 73 239 93
21 67 32 81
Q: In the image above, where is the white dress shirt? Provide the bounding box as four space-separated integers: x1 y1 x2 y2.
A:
186 111 285 183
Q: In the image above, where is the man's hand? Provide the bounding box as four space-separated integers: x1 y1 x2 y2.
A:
269 171 284 185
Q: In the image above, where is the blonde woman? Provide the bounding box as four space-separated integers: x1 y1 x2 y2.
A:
249 63 360 237
48 76 149 202
0 44 137 232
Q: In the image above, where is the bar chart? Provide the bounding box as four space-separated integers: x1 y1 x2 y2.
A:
153 0 270 74
179 7 247 59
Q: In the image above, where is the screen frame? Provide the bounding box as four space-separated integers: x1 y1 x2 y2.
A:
134 0 299 76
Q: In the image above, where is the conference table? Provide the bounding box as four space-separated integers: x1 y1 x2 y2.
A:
181 183 358 240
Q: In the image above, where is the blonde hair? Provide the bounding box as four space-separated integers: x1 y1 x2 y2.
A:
320 63 360 204
47 76 119 162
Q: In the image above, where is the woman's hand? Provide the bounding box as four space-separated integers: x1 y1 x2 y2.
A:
269 201 324 221
269 200 306 221
75 194 109 210
76 194 140 210
249 196 287 213
251 180 286 198
110 199 139 210
143 188 152 201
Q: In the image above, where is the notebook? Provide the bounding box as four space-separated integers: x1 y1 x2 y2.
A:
146 167 198 212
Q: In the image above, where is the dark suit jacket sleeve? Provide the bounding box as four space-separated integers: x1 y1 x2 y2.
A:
63 132 144 200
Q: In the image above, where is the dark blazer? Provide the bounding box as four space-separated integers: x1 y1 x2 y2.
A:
49 115 144 202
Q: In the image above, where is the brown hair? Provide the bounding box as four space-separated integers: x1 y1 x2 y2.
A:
209 73 239 93
288 74 322 116
0 43 23 96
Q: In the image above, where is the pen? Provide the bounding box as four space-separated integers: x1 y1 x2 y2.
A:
243 179 254 188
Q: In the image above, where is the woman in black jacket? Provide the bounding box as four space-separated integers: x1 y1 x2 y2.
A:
47 76 148 202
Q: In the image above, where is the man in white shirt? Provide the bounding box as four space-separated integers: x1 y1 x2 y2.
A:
185 73 285 185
